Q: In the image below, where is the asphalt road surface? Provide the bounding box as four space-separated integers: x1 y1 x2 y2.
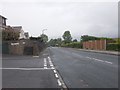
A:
2 47 118 89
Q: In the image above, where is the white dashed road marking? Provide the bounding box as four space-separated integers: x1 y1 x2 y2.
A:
44 58 47 69
86 56 113 64
104 61 113 64
33 56 39 57
57 79 62 86
53 70 57 73
55 74 59 78
47 56 67 89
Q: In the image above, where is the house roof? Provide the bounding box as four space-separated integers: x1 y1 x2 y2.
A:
0 15 7 19
12 26 23 32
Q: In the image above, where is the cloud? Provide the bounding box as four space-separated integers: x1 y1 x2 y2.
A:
1 1 118 39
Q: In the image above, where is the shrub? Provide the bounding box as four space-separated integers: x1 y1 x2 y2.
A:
62 42 83 48
106 43 120 51
2 26 20 41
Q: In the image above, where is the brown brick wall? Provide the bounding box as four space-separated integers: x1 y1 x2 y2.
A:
83 40 106 50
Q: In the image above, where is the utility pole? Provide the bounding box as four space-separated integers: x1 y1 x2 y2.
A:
42 29 47 34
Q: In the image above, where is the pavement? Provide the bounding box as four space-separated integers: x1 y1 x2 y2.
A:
79 49 120 56
2 47 119 89
2 49 66 89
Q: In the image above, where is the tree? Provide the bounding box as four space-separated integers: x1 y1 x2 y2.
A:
73 39 77 42
48 38 62 47
80 35 99 42
40 34 48 43
2 26 20 40
62 31 72 44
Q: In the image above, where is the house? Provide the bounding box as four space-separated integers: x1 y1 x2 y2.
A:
0 15 7 30
12 26 25 39
24 32 29 39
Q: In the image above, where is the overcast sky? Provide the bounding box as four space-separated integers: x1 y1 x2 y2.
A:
0 0 118 40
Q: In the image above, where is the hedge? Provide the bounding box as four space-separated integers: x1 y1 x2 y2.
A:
62 42 83 48
106 43 120 51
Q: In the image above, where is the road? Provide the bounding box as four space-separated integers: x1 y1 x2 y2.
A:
2 47 118 89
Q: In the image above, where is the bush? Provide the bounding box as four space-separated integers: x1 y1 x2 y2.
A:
106 43 120 51
2 26 20 41
62 42 83 48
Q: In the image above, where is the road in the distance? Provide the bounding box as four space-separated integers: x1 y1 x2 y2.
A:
49 47 118 88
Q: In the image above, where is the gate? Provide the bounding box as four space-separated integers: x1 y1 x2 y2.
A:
23 46 33 55
2 42 9 54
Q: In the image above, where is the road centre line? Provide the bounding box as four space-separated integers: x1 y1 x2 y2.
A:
105 61 113 64
86 56 113 64
86 57 92 59
92 58 104 62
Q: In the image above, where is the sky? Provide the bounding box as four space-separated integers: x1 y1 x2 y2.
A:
0 0 119 41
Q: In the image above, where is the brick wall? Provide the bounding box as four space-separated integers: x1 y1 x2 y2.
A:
2 40 45 55
83 40 106 50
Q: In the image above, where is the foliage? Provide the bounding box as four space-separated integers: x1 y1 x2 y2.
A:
62 31 72 44
106 43 120 51
48 38 62 47
80 35 100 42
73 39 77 42
2 26 20 40
80 35 113 42
40 34 48 43
30 36 43 42
113 38 120 44
62 42 83 48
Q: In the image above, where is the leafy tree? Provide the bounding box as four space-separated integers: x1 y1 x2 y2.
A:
62 31 72 44
30 36 43 42
40 34 48 43
48 38 62 47
80 35 114 42
80 35 99 42
73 39 77 42
56 38 62 46
2 26 20 40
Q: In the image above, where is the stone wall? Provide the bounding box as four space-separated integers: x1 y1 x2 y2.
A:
2 40 45 55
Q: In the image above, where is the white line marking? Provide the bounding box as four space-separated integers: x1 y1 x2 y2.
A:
92 58 104 62
50 64 53 67
44 64 47 67
44 58 47 67
86 56 113 64
33 56 39 57
1 68 53 70
53 70 57 73
51 67 55 69
48 56 55 68
48 56 50 60
57 79 62 86
44 67 47 69
105 61 113 64
86 57 92 59
55 74 59 78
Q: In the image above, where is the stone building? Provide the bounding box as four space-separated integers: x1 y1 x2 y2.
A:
0 15 7 30
12 26 25 39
